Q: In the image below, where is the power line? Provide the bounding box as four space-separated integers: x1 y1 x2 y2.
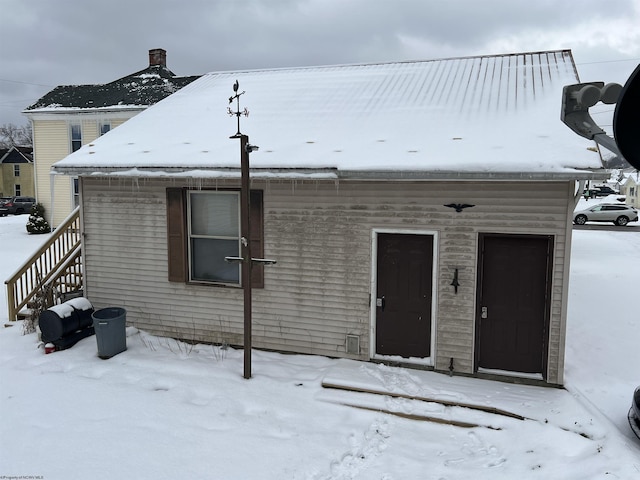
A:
576 58 640 66
0 105 30 110
0 78 54 88
0 98 38 105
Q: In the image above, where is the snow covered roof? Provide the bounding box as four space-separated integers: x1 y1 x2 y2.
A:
25 66 199 113
52 50 607 181
24 50 199 113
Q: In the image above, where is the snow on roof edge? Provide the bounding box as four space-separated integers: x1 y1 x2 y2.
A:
50 165 608 181
23 105 148 115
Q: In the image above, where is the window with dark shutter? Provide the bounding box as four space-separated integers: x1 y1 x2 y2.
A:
166 188 187 282
166 187 264 288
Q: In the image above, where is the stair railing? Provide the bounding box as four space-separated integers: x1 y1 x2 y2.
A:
5 207 81 321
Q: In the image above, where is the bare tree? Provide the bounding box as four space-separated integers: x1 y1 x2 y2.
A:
0 123 32 148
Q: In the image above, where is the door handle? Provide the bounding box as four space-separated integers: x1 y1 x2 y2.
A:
481 306 488 319
376 296 385 312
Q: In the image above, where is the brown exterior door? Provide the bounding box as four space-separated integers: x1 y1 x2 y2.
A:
376 233 433 358
476 234 552 374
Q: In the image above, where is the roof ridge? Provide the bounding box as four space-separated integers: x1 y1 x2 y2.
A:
109 64 178 84
203 49 574 76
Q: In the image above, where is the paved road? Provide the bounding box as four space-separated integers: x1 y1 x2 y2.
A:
573 223 640 232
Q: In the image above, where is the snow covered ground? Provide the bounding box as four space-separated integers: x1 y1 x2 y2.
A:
1 205 639 479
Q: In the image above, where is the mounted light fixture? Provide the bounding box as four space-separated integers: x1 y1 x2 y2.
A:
448 265 465 294
450 268 460 294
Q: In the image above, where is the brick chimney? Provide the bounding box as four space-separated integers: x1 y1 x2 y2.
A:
148 48 167 67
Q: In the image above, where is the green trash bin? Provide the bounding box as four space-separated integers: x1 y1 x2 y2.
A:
92 307 127 359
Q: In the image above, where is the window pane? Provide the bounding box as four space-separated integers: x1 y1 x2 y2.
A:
190 192 238 236
73 177 80 207
71 124 82 152
191 238 239 283
71 124 81 139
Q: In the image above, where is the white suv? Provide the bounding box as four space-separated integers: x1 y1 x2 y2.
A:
573 203 639 226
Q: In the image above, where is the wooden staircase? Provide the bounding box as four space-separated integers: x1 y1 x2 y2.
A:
5 207 82 321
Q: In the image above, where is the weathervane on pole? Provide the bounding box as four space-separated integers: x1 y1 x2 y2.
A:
225 80 274 380
228 79 249 137
228 80 254 379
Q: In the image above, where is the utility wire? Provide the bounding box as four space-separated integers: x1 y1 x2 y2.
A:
0 78 54 88
576 57 640 66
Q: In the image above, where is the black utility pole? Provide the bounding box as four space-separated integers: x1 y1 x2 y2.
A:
225 80 268 379
239 133 252 379
228 81 253 379
227 81 275 379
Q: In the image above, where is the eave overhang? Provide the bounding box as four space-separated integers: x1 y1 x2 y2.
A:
50 165 610 182
23 106 146 121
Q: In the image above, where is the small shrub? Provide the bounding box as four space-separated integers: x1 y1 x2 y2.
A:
23 269 54 336
26 203 51 234
23 281 53 336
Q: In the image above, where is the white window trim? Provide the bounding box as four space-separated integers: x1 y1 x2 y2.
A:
186 190 242 286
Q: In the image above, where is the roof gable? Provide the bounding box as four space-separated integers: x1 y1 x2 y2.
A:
622 172 640 186
0 146 33 164
52 50 604 179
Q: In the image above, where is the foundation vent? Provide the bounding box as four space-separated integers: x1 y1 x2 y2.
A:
346 335 360 355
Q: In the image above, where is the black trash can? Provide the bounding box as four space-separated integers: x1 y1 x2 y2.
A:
39 298 95 350
92 307 127 359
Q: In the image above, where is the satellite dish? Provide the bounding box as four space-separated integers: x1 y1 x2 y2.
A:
613 63 640 169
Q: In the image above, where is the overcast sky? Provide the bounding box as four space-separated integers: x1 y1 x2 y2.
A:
1 0 639 127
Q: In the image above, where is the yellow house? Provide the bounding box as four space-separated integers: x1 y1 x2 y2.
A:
23 49 199 226
0 146 34 198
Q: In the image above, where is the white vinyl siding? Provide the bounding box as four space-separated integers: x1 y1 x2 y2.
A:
32 120 72 226
80 177 573 385
621 176 640 208
28 111 142 226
